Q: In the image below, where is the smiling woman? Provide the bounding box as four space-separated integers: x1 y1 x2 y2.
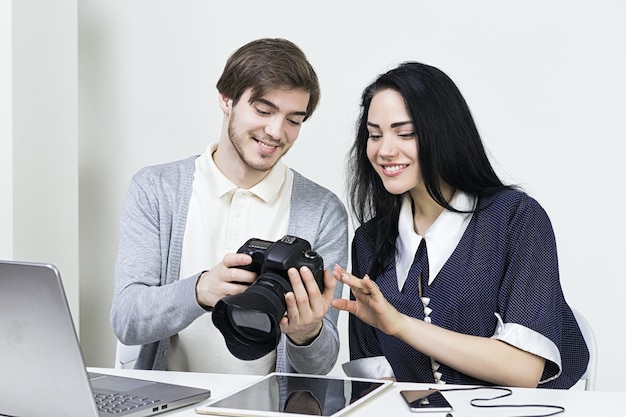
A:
332 61 589 389
365 89 421 200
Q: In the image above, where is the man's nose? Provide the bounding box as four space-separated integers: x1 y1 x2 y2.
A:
264 116 283 139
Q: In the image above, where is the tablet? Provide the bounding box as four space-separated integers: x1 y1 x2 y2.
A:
195 372 394 417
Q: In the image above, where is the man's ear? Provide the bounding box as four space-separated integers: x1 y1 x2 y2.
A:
218 93 233 115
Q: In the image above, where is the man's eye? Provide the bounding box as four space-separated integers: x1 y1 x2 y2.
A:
255 108 271 116
287 119 302 126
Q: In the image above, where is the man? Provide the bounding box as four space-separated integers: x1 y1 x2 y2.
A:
110 38 347 375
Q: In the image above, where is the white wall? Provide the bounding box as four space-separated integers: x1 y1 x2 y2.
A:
0 0 13 259
72 0 625 392
7 0 79 319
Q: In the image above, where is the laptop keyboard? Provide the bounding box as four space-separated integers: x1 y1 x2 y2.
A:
94 392 161 414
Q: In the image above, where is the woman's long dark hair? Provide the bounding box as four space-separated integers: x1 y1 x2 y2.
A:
347 62 512 278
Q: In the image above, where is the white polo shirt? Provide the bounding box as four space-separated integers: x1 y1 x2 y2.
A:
168 143 292 374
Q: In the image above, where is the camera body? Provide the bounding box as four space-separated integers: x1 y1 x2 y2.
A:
236 235 324 290
212 235 325 360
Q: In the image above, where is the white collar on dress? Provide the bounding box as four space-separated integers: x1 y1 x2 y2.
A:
395 191 476 291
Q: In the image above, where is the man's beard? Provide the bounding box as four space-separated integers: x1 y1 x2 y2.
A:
227 117 278 173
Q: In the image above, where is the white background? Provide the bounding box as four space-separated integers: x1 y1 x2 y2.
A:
0 0 12 257
4 0 625 392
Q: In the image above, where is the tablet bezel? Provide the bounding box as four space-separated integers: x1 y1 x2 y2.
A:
194 371 394 417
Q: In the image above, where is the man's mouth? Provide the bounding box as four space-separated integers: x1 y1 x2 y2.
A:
257 140 278 150
254 137 281 155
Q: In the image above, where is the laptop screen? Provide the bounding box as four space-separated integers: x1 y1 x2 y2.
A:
0 261 101 417
0 260 210 417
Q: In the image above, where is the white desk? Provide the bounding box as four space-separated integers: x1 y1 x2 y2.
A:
90 367 623 417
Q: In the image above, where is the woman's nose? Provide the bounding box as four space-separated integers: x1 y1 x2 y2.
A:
378 135 398 157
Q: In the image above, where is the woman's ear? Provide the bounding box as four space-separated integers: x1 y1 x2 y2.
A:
218 93 233 115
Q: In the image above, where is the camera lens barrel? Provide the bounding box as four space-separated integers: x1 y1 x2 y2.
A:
212 272 292 360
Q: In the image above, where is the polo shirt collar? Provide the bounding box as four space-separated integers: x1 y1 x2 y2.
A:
203 143 288 203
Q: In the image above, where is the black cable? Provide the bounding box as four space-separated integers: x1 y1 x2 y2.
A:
435 386 565 417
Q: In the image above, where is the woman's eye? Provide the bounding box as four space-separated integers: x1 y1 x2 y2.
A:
399 132 416 139
368 134 382 140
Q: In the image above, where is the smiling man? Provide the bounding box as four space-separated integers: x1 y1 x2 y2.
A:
111 38 348 376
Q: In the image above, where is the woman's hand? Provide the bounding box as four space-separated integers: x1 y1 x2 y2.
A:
330 264 406 337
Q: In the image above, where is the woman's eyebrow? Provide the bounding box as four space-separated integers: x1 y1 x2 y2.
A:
391 121 413 128
367 121 412 128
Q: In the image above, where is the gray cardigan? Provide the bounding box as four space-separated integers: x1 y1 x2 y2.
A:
111 156 348 374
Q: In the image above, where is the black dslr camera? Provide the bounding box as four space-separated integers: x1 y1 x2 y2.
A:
212 235 324 360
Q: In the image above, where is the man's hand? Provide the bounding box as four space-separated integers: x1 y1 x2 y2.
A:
280 266 336 345
195 253 257 309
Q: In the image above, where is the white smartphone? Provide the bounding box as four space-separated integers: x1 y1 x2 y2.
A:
400 389 453 413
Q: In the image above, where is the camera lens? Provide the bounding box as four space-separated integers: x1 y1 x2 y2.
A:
212 272 292 360
230 308 271 341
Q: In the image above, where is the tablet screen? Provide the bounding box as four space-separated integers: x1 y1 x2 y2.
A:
195 372 393 417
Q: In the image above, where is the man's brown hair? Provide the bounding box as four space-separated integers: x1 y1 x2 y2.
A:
216 38 320 121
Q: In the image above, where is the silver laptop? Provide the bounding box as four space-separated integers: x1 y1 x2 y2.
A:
0 260 211 417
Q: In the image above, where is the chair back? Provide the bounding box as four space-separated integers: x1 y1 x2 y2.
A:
115 341 141 369
571 308 597 390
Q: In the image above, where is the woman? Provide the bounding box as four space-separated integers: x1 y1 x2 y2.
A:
332 62 588 389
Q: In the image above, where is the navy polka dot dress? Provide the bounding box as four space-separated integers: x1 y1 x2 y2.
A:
349 189 589 389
